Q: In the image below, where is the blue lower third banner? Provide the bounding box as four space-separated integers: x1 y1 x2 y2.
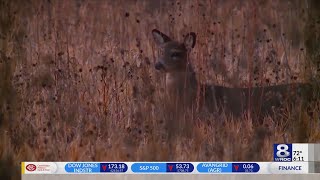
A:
21 162 312 174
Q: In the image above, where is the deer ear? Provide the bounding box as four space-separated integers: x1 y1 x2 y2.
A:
152 29 171 46
183 32 196 50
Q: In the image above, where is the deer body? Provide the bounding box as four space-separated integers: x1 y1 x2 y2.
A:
152 29 304 118
213 84 304 116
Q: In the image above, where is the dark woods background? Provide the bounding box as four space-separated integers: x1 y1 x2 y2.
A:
0 0 319 179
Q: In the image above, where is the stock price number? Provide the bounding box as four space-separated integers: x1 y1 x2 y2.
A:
243 164 254 172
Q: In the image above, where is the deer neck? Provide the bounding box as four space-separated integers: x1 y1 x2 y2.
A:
165 65 197 98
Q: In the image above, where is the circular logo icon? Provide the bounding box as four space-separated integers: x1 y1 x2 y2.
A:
26 164 37 171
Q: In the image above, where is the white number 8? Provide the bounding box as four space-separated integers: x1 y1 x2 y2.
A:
276 144 290 158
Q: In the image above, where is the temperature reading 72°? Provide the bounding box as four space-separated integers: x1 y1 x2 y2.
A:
293 151 302 156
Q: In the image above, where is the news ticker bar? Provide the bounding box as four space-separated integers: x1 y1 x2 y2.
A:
22 162 320 174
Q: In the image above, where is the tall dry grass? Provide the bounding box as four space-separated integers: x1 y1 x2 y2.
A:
0 0 320 179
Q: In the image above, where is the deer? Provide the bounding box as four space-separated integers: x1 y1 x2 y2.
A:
151 29 308 120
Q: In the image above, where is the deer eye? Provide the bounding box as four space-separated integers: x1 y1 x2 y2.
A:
171 52 181 58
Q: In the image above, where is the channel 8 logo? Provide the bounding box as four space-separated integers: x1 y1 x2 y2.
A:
273 144 292 161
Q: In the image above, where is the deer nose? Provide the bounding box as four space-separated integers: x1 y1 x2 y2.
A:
155 62 165 70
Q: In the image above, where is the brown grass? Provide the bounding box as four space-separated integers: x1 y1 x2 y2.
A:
0 0 320 179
